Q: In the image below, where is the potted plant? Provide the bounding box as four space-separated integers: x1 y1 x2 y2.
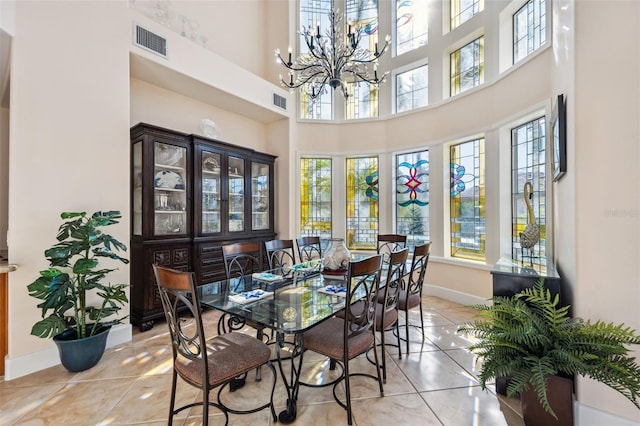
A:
458 279 640 425
28 210 129 372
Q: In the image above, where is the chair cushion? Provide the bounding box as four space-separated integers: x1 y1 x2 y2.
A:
175 332 271 388
303 317 375 360
398 290 421 311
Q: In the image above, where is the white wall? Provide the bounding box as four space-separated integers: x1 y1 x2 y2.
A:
130 78 268 151
6 0 131 375
0 107 8 250
131 0 268 78
571 0 640 422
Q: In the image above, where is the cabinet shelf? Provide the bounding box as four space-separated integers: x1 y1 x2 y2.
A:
154 187 185 192
155 164 185 171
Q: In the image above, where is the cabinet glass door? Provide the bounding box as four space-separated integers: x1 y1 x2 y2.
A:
228 156 245 232
252 162 270 230
201 151 221 233
154 142 188 236
132 141 143 236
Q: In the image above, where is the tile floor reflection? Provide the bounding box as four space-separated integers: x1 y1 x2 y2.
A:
0 296 524 425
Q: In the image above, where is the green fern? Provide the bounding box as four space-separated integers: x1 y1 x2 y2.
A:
458 279 640 419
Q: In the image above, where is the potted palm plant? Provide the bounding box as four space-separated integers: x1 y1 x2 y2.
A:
459 279 640 425
28 210 129 372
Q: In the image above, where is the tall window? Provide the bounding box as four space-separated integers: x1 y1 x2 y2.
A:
345 0 381 120
450 139 485 261
396 64 428 113
450 36 484 96
511 117 546 264
346 156 379 250
300 158 333 239
299 0 333 120
396 150 429 246
395 0 429 55
451 0 484 30
346 82 379 120
513 0 546 64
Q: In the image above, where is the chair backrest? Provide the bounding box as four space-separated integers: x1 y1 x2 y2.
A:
264 239 296 269
296 236 322 262
380 248 409 313
377 234 407 262
344 254 384 339
406 242 431 295
153 264 208 374
221 242 263 279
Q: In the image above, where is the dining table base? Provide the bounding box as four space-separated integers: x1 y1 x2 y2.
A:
276 332 305 423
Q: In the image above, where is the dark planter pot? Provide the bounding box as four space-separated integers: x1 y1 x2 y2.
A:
53 325 111 372
521 375 574 426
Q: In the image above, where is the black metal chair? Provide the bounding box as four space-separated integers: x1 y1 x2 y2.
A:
302 255 385 425
221 241 264 279
264 239 297 269
398 242 431 355
296 236 322 262
220 242 269 382
376 247 408 381
153 264 277 425
377 234 407 263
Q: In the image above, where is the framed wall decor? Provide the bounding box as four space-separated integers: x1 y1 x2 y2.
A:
551 94 567 182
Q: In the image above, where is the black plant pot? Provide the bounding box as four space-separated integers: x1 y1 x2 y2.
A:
53 325 111 372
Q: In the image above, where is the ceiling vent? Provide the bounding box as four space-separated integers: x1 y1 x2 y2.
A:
273 93 287 111
133 23 168 58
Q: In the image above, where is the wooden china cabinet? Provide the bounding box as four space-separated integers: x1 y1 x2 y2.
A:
130 123 276 331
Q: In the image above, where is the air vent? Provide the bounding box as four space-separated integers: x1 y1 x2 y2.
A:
133 23 168 58
273 93 287 111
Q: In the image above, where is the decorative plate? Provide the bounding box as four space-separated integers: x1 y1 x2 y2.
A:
154 170 185 189
203 156 220 172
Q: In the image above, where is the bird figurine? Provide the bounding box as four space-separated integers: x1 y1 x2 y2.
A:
519 181 540 260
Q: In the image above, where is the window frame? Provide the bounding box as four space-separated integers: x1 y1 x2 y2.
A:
299 157 334 240
449 137 486 261
512 0 546 64
395 149 430 248
394 61 429 114
345 155 379 251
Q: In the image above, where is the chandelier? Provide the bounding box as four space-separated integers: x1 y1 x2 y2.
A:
275 9 391 100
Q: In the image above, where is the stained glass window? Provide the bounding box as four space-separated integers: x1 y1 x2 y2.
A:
346 81 379 120
513 0 546 64
395 0 429 56
511 117 546 264
396 150 429 247
300 158 333 240
346 156 379 250
299 0 333 120
345 0 380 120
450 0 484 30
396 64 428 113
450 36 484 96
450 139 485 261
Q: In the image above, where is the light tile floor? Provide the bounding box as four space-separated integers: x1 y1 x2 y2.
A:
1 296 525 425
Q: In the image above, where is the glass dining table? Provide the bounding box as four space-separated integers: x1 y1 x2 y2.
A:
196 265 358 423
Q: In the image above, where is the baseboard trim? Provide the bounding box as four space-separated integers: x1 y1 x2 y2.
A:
575 402 640 426
423 283 492 307
4 324 132 381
